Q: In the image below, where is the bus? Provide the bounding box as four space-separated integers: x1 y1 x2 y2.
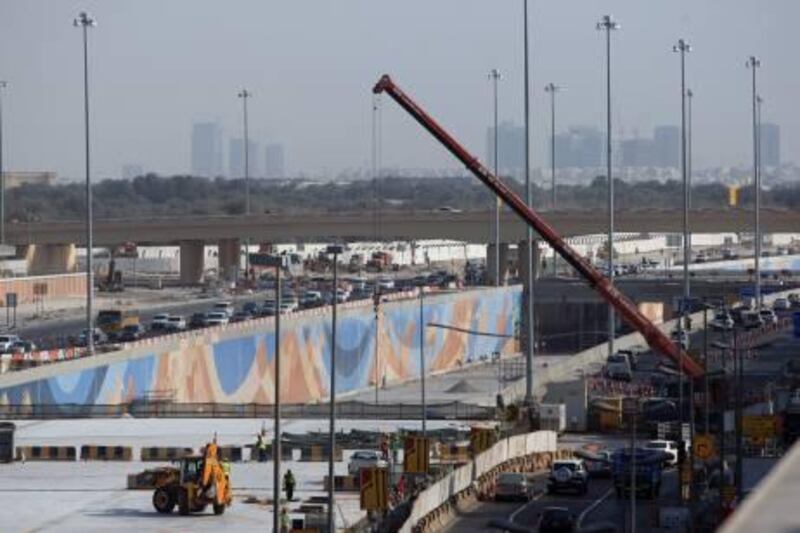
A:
96 310 140 339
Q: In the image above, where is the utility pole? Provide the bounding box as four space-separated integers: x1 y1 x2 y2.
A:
488 68 502 287
238 89 252 283
522 0 536 408
596 14 620 357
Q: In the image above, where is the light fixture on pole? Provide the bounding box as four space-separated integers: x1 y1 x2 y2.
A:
673 38 691 431
488 68 502 287
237 88 252 283
74 11 97 356
263 254 287 533
325 244 343 533
0 80 8 246
522 0 536 407
596 14 620 357
747 56 761 308
544 83 563 211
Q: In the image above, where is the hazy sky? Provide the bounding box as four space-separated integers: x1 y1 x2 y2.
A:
0 1 795 180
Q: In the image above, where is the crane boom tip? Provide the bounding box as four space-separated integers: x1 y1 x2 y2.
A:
373 74 393 94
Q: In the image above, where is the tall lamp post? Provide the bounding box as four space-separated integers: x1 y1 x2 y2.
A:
747 56 761 308
264 254 286 533
544 82 562 278
522 0 536 407
0 81 8 245
419 286 427 438
488 68 502 287
673 38 691 430
238 89 252 282
74 11 97 356
596 15 619 356
326 244 343 533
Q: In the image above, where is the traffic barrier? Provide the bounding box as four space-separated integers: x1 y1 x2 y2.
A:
245 443 293 461
80 445 133 461
323 475 360 492
299 444 343 462
217 445 243 462
15 445 76 461
140 446 194 461
436 442 470 463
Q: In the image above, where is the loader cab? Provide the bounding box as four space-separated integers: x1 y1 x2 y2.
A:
180 456 203 484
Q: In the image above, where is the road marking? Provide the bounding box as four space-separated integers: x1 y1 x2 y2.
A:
577 487 614 528
507 490 544 525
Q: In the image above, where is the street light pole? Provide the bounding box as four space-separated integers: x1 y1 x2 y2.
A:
747 56 761 308
74 11 96 356
544 83 562 278
596 15 619 357
522 0 536 407
488 68 502 287
0 81 8 245
268 256 284 533
419 286 427 438
238 89 252 283
326 244 343 533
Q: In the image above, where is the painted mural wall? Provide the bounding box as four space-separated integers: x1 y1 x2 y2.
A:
0 287 521 407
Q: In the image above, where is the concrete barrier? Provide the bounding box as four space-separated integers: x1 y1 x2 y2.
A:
399 430 557 533
434 442 470 464
323 475 360 492
298 445 343 462
217 445 243 462
80 445 133 461
140 446 194 462
15 445 76 461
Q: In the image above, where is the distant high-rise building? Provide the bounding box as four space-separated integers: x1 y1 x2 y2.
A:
760 122 780 167
486 121 525 176
554 127 604 168
121 164 143 180
229 138 260 178
653 125 680 167
191 122 223 177
264 143 285 179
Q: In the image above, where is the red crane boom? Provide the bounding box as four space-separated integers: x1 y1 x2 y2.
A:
373 74 704 379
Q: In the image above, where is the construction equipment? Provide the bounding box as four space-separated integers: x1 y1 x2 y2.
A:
366 251 393 272
372 74 704 379
151 440 232 516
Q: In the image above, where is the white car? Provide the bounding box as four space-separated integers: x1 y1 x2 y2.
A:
759 308 778 326
150 313 171 331
670 329 690 350
772 298 790 312
710 311 734 331
605 353 633 382
644 440 679 467
377 277 395 291
165 316 187 331
347 450 388 476
204 311 230 327
0 334 21 353
212 301 235 318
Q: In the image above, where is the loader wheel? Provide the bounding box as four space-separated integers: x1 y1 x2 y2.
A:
213 503 226 515
153 487 175 514
178 488 190 516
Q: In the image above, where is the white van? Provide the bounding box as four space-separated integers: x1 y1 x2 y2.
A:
605 353 633 382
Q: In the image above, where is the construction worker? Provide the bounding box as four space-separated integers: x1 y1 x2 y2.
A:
256 432 267 463
283 469 296 502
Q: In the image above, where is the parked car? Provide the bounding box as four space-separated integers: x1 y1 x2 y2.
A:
710 311 734 331
9 340 36 354
118 324 146 342
149 313 171 331
212 301 235 318
605 354 633 382
773 298 791 311
0 334 21 353
670 329 690 350
189 313 207 329
204 311 230 327
538 506 576 533
759 308 778 326
494 472 532 502
547 459 589 495
347 450 388 476
644 440 679 467
165 315 187 332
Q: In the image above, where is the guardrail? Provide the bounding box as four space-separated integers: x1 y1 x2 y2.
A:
0 399 496 420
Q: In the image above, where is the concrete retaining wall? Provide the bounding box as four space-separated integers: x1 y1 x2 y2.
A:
0 273 86 306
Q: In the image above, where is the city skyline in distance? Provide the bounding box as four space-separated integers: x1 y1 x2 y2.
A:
0 1 795 181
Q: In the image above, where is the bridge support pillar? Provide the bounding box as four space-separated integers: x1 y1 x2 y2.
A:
24 244 77 275
486 243 510 286
179 241 205 285
217 238 240 281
